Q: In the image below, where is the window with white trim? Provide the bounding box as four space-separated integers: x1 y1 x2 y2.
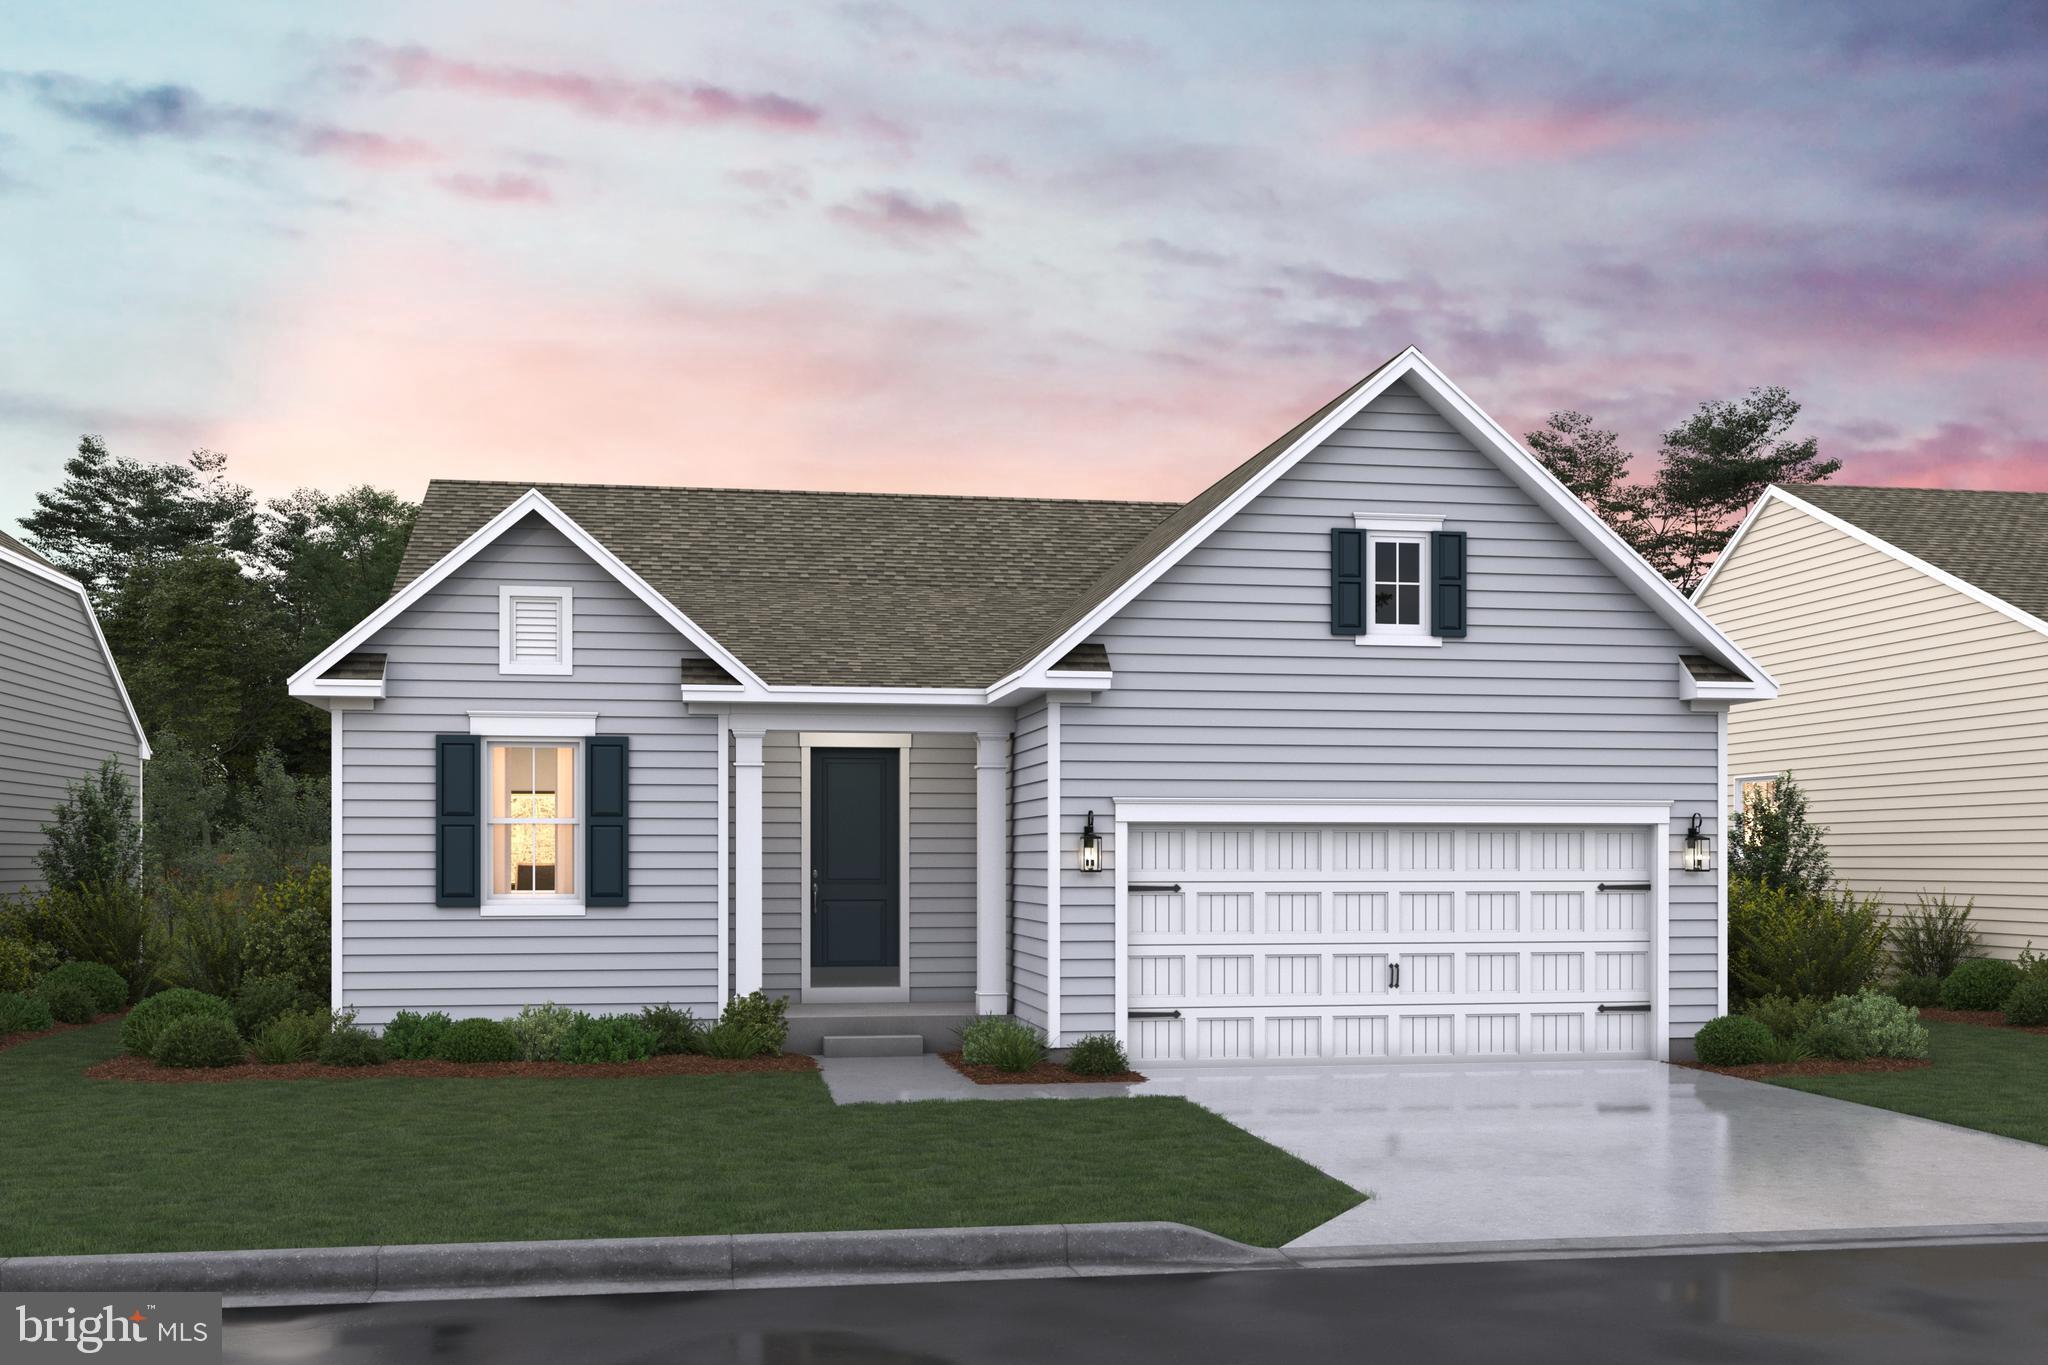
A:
487 741 580 905
1737 775 1778 821
1368 535 1428 636
498 586 572 675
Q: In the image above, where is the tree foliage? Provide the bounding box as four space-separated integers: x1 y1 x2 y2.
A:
1731 771 1834 899
38 758 142 892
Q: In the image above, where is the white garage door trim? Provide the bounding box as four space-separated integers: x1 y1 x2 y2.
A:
1111 800 1672 1063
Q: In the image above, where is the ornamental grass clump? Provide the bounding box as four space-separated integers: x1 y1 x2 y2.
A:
0 990 54 1036
1890 894 1980 980
959 1016 1047 1072
1065 1033 1130 1076
250 1010 326 1064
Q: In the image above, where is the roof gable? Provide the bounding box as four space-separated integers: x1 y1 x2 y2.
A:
0 536 152 757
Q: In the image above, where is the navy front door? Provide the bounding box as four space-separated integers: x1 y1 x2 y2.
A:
810 748 901 979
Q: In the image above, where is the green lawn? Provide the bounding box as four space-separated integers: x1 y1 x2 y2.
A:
1769 1020 2048 1146
0 1022 1360 1257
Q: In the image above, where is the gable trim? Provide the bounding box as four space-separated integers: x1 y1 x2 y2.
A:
989 347 1776 701
1692 485 2048 645
0 541 152 759
289 488 767 699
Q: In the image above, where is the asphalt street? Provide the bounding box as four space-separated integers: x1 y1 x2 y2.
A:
222 1241 2048 1364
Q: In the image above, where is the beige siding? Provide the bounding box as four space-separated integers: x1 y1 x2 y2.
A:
1700 496 2048 956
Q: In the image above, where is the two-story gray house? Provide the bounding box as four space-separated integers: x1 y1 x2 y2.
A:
0 529 149 894
289 349 1775 1064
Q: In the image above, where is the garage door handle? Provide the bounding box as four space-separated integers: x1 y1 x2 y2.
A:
1127 1009 1182 1020
1597 882 1652 892
1597 1003 1651 1013
1389 962 1400 990
1128 883 1182 893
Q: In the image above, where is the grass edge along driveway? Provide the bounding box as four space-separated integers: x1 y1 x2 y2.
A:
1768 1020 2048 1147
0 1022 1361 1258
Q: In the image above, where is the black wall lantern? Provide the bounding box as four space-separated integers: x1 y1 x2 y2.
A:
1683 812 1713 872
1079 810 1102 873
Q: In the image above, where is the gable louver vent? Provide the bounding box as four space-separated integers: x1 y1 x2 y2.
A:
499 587 573 674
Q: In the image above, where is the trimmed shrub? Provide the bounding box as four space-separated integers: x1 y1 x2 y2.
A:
382 1009 453 1061
639 1004 702 1056
1891 893 1980 980
959 1016 1047 1072
1694 1014 1776 1067
318 1024 386 1067
39 977 98 1024
561 1013 655 1064
250 1010 326 1064
1807 990 1929 1060
38 960 128 1015
1741 994 1824 1042
0 990 54 1035
1729 878 1888 1004
121 988 233 1058
233 973 303 1038
1940 958 2021 1012
718 991 790 1050
152 1013 245 1069
1065 1033 1130 1076
2004 975 2048 1028
432 1017 524 1063
508 1002 580 1062
0 937 35 993
1886 974 1942 1009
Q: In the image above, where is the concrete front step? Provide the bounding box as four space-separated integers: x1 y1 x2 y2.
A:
784 1003 975 1055
820 1034 926 1058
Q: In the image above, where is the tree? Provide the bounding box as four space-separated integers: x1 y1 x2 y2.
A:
39 757 143 891
1730 771 1833 899
143 731 232 886
220 748 329 884
257 485 418 662
1528 386 1839 591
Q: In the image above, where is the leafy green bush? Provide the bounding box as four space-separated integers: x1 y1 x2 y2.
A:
0 890 69 983
318 1024 386 1067
37 960 128 1015
718 991 790 1049
152 1013 245 1069
959 1015 1048 1072
1886 974 1942 1008
507 1002 580 1061
1729 878 1888 1004
381 1009 453 1061
2004 976 2048 1028
164 883 250 997
1728 771 1833 898
639 1004 702 1056
120 987 233 1057
39 977 97 1024
1890 893 1980 980
702 1019 782 1059
1940 958 2021 1011
45 882 167 1003
1065 1033 1130 1076
432 1017 524 1063
0 990 54 1035
561 1013 655 1063
39 757 142 891
232 973 303 1037
241 865 330 1000
0 938 40 993
250 1010 326 1063
1807 990 1928 1060
1741 994 1823 1042
1694 1014 1776 1067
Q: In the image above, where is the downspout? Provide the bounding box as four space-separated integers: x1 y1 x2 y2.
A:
1004 730 1017 1019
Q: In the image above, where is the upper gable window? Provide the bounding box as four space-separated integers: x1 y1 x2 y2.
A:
499 586 573 675
1371 536 1426 634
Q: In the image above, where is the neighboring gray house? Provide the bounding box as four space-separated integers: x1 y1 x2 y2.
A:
0 529 150 895
289 348 1775 1063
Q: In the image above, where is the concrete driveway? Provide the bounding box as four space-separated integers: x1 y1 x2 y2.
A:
1135 1062 2048 1252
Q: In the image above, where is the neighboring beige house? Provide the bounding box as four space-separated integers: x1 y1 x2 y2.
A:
1695 484 2048 957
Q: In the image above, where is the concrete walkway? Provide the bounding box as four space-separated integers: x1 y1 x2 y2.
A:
819 1054 1142 1104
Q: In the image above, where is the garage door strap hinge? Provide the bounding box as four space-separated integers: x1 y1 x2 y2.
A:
1596 882 1652 892
1126 1009 1183 1019
1597 1003 1652 1013
1127 883 1182 893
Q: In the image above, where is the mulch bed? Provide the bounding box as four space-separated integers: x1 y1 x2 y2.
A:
939 1051 1146 1086
86 1052 819 1083
1677 1057 1933 1081
1919 1008 2048 1036
0 1010 126 1055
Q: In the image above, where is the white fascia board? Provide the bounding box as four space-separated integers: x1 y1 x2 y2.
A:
985 669 1112 705
298 678 386 700
0 542 152 758
1111 798 1674 826
989 347 1777 700
1675 659 1771 704
467 710 600 738
289 488 767 696
1701 485 2048 646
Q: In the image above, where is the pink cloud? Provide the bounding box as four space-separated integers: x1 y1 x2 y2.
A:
436 171 552 204
1828 421 2048 491
345 42 823 131
1347 105 1680 161
828 188 972 242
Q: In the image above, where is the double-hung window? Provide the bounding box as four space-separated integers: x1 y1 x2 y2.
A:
487 741 580 907
1370 536 1426 635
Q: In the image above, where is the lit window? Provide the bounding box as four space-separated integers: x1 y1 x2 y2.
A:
1370 536 1426 634
1738 777 1778 820
489 743 578 900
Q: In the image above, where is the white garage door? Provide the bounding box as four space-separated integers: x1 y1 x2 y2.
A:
1124 824 1656 1065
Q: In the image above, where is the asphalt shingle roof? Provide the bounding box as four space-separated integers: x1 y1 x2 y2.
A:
0 529 58 571
1793 485 2048 622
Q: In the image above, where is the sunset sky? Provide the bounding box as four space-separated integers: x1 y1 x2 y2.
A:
2 1 2043 531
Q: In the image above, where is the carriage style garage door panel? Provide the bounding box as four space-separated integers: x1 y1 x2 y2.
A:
1125 824 1656 1064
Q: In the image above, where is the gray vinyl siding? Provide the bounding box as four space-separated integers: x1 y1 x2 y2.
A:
1010 696 1050 1030
0 562 142 895
761 732 802 995
339 513 720 1025
1061 381 1720 1042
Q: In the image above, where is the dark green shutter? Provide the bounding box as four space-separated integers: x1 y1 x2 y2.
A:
1330 528 1366 634
435 735 481 908
1432 530 1468 639
586 735 629 908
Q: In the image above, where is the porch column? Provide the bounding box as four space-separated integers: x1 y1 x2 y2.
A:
975 729 1009 1015
733 725 766 997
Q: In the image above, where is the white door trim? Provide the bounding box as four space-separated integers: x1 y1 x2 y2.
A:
800 734 913 1004
1112 799 1673 826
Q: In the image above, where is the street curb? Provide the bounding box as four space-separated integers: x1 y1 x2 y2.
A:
0 1222 1284 1306
1281 1221 2048 1267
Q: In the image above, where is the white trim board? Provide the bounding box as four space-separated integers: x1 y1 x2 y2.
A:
468 710 599 738
798 734 914 1004
1694 484 2048 645
1111 799 1674 826
990 347 1777 704
0 541 152 758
